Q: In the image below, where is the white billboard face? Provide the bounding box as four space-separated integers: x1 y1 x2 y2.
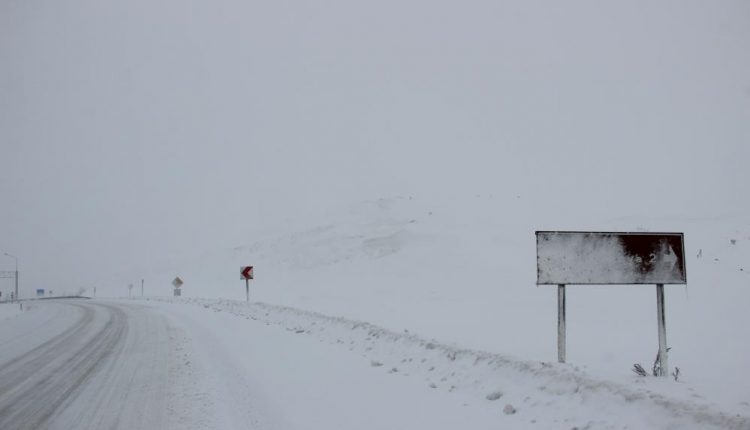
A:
536 232 686 285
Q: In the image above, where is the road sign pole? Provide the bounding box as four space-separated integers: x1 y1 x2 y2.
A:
15 270 18 303
141 279 144 297
558 284 566 363
241 266 253 302
656 283 668 376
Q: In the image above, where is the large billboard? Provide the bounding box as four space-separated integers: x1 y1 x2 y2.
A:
536 231 686 285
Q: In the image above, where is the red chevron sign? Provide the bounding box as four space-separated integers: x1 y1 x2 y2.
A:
241 266 254 280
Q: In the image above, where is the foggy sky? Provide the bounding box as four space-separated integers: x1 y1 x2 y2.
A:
1 0 749 294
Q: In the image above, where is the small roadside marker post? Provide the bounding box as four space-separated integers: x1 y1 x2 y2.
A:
128 284 133 298
241 266 254 302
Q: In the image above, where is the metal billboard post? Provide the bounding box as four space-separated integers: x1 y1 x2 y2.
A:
656 284 668 376
558 284 566 363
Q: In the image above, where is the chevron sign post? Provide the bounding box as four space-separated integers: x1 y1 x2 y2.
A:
172 277 183 297
241 266 254 302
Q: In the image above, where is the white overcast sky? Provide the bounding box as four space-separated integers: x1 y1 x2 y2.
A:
1 0 749 293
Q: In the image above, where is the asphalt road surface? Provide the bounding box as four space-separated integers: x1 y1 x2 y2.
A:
0 300 175 430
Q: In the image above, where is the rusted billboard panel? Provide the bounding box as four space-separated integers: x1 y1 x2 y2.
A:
536 231 686 285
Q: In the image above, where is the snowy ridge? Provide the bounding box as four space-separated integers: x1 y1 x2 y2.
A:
142 297 749 430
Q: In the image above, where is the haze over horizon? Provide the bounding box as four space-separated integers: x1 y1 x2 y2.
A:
2 0 748 294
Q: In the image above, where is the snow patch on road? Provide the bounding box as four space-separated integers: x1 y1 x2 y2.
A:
165 322 216 430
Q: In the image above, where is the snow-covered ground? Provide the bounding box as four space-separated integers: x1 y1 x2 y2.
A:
3 193 749 430
0 302 23 322
2 292 748 429
91 195 750 429
139 296 748 429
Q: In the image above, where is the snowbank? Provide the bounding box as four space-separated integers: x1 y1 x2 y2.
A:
142 296 750 429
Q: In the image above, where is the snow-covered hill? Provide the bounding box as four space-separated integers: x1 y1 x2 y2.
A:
101 194 750 421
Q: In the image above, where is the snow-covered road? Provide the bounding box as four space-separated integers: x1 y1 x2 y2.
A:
0 300 176 430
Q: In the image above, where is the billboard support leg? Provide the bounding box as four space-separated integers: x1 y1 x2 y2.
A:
656 283 668 376
558 284 566 363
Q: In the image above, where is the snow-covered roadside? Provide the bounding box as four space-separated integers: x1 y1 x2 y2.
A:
151 299 505 430
0 302 23 322
141 297 749 430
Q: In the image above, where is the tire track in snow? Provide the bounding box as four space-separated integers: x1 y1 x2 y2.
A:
0 300 185 430
0 302 125 429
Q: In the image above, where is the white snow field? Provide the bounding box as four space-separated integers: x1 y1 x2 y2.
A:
85 195 749 430
1 196 749 430
1 291 747 430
